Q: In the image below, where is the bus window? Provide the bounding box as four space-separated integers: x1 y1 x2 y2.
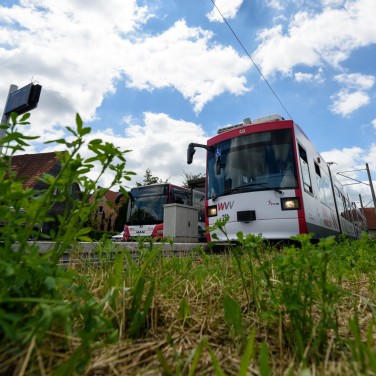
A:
193 190 205 222
171 186 191 205
298 144 313 194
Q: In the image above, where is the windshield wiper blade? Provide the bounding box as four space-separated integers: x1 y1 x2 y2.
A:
229 182 266 193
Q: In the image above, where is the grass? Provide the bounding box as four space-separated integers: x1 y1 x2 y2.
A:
2 234 376 375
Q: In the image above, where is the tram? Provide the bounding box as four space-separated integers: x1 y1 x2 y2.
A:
187 114 364 241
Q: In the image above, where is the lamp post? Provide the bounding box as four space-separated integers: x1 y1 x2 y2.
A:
0 84 18 154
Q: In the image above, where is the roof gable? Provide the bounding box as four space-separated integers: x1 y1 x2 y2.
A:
10 151 63 189
105 190 120 203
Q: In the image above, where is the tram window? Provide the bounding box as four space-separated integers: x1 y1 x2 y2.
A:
314 163 330 206
315 162 322 202
334 187 346 218
344 196 352 221
315 163 321 176
298 144 313 194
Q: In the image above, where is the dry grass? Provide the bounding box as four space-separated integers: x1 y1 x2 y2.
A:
1 242 376 376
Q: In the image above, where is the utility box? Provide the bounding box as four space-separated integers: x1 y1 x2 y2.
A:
163 204 198 243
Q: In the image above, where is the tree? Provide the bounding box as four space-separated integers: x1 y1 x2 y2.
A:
114 195 129 232
136 168 169 186
181 171 205 188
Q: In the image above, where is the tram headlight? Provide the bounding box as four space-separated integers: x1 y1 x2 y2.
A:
281 197 300 210
207 205 217 217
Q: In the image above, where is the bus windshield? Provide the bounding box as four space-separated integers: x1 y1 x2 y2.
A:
207 128 298 199
128 185 168 225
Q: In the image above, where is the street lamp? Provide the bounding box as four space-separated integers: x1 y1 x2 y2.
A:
1 82 42 154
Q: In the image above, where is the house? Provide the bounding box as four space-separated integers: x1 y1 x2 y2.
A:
10 151 81 234
89 187 122 232
363 208 376 236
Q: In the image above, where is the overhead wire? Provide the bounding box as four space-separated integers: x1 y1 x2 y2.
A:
209 0 293 120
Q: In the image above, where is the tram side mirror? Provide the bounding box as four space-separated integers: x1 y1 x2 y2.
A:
187 144 196 164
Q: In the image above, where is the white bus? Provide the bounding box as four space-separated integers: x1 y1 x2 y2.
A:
187 114 365 241
122 183 205 241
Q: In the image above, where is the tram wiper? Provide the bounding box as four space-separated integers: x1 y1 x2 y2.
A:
229 182 266 193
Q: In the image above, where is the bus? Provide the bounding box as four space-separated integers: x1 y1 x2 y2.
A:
122 183 205 241
187 114 364 242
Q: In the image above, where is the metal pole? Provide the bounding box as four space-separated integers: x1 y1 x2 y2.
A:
359 194 364 209
1 84 18 154
365 163 376 211
327 162 343 234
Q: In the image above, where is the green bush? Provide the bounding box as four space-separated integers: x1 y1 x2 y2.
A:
0 112 135 372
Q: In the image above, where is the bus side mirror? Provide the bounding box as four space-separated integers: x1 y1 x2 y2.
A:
187 144 196 164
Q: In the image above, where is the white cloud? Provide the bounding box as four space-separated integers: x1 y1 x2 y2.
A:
321 146 376 205
321 0 346 7
207 0 244 22
365 144 376 168
321 147 364 174
253 0 376 77
329 73 374 116
35 112 208 189
334 73 375 90
0 0 149 135
329 90 370 117
120 20 251 113
265 0 284 10
122 112 208 186
0 1 251 136
372 119 376 129
294 72 314 82
294 68 324 83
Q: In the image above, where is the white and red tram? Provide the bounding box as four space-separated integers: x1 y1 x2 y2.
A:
187 114 364 241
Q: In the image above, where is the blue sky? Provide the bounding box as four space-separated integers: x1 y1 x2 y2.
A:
1 0 375 207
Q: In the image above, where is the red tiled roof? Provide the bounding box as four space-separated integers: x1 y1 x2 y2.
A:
11 152 62 188
105 190 119 203
363 208 376 230
89 187 120 203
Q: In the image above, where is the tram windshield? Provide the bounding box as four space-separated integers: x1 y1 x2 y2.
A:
207 128 298 199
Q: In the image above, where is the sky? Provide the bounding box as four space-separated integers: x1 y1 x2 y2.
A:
1 0 375 208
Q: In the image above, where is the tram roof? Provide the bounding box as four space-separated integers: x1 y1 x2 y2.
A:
217 114 285 134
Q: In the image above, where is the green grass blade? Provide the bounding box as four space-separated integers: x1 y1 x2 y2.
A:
239 330 255 376
259 342 270 376
208 347 226 376
188 338 207 376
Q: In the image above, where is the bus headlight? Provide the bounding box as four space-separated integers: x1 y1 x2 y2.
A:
207 205 217 217
281 197 300 210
